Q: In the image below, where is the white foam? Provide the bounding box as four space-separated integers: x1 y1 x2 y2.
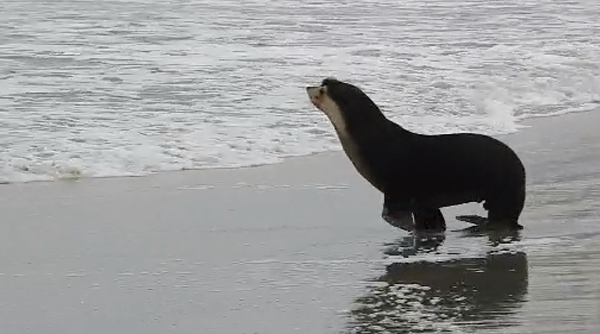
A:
1 0 599 183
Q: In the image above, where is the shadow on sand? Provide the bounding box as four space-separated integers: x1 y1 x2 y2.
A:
346 231 529 333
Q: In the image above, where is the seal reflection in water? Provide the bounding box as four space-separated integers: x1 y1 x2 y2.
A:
305 78 526 232
347 234 529 333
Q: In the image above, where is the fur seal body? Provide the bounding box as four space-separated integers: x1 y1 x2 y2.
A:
305 78 526 232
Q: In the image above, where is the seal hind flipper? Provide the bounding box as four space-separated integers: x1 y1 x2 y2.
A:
456 214 488 226
456 214 523 230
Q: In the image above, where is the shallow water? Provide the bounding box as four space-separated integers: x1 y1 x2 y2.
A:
1 112 599 333
2 0 600 182
346 230 600 334
1 173 598 334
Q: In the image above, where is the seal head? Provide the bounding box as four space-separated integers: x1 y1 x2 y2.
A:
306 77 387 136
306 78 391 191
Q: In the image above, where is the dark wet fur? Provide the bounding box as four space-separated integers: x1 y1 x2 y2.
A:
320 78 526 232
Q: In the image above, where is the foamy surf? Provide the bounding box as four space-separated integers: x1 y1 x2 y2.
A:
0 114 524 184
2 0 599 184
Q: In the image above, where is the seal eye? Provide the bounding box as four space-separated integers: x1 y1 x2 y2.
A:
319 87 325 96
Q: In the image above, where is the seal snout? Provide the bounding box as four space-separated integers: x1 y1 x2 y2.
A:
306 86 322 108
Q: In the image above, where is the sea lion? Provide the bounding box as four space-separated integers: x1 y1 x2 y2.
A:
305 77 526 232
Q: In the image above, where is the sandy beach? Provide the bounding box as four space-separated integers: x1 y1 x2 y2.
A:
1 110 599 334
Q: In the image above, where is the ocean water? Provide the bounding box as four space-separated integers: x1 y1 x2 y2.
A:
1 0 599 183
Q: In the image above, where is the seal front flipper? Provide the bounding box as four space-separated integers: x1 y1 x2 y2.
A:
381 195 414 232
382 206 414 232
414 208 446 232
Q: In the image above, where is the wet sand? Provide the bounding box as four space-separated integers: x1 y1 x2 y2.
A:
1 110 599 333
